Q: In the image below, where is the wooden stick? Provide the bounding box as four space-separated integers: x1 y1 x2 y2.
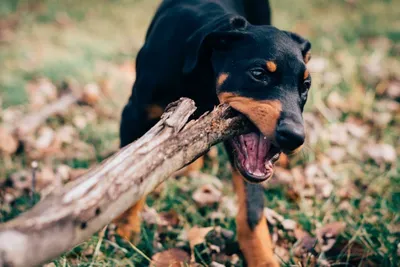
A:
0 98 250 267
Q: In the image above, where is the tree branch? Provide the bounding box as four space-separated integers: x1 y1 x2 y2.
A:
0 98 250 267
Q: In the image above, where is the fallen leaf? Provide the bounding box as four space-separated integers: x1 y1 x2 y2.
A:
159 209 180 227
220 196 237 217
209 262 225 267
307 57 329 73
370 112 392 128
316 222 346 252
281 219 297 231
73 115 87 129
326 147 346 163
0 127 18 154
141 206 160 225
363 143 396 164
386 80 400 99
26 78 58 110
55 164 71 182
10 166 55 191
81 83 101 105
187 226 213 250
293 228 318 257
274 245 290 263
34 127 56 151
56 126 77 145
264 208 284 225
192 184 222 207
151 248 190 267
327 91 346 110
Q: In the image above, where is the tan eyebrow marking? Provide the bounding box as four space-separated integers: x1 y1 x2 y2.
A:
216 73 229 88
304 69 310 79
266 61 277 72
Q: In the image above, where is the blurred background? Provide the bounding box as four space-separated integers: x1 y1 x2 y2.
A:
0 0 399 266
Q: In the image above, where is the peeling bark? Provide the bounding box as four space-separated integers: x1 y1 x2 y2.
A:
0 98 251 267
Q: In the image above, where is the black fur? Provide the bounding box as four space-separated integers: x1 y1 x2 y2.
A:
120 0 311 229
244 181 265 230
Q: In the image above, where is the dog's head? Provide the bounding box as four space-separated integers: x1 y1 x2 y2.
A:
183 16 312 183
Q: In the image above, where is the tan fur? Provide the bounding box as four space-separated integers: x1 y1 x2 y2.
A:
175 156 205 176
113 197 146 242
217 73 229 88
266 61 277 72
146 104 164 120
218 93 282 138
232 171 279 267
304 69 309 80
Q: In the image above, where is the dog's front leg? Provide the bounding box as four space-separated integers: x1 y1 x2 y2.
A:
232 170 279 267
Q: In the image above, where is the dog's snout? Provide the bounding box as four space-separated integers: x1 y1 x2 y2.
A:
276 121 305 152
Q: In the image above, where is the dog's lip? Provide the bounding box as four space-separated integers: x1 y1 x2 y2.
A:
230 132 281 183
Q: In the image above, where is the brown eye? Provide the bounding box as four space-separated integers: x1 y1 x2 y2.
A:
250 68 267 81
304 80 311 89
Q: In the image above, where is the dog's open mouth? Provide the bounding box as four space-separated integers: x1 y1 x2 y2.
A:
230 131 281 183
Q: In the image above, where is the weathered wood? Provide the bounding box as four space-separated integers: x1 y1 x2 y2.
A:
0 98 251 267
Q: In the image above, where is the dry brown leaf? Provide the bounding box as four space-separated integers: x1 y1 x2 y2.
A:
55 12 72 28
55 164 71 182
316 221 346 252
264 208 284 225
209 262 225 267
10 166 55 192
370 112 392 128
151 248 190 267
363 143 396 164
327 91 347 110
81 83 101 105
274 245 290 263
293 228 318 258
187 226 213 250
192 184 222 207
10 170 31 190
142 206 160 225
56 126 77 145
159 210 180 227
386 80 400 99
307 57 329 73
326 147 346 163
281 219 297 231
73 115 88 129
34 127 56 151
0 127 18 154
220 196 237 217
26 78 58 110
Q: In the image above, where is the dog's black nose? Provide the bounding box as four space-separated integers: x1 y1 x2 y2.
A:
276 122 305 152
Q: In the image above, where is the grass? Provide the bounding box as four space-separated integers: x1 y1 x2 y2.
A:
0 0 399 266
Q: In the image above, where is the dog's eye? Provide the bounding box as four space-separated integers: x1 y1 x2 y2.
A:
250 69 267 81
304 80 311 90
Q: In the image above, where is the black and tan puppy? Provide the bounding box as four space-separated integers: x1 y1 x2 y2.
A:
115 0 311 266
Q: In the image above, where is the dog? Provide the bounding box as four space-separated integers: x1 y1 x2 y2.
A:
114 0 311 266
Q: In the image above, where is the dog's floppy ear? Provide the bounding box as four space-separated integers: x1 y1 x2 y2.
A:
183 15 248 74
284 31 312 63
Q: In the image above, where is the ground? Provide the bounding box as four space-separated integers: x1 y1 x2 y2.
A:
0 0 399 266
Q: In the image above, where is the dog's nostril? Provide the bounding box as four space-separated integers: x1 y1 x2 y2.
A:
276 124 305 151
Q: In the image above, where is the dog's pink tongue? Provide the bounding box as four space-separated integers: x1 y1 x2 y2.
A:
240 132 270 177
